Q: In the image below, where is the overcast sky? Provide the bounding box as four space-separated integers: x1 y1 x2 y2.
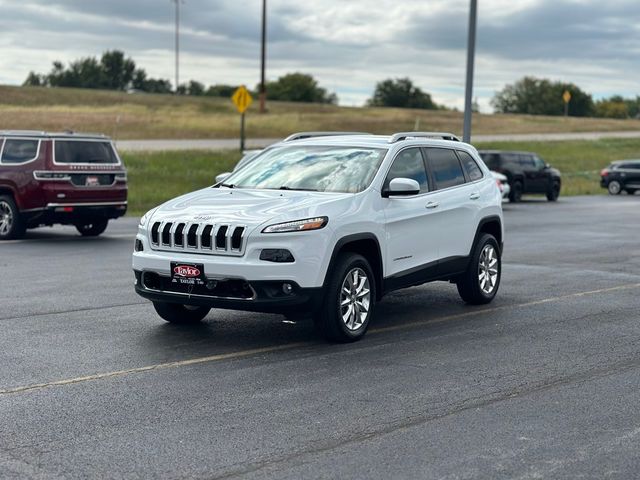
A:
1 0 638 111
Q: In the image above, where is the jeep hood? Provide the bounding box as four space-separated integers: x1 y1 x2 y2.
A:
150 187 352 228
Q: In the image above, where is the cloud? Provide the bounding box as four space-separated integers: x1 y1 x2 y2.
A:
0 0 639 110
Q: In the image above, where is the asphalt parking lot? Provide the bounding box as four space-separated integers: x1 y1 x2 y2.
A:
1 195 639 479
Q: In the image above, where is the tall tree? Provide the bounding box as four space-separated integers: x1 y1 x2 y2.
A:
368 78 438 109
492 76 594 117
100 50 136 90
263 73 337 104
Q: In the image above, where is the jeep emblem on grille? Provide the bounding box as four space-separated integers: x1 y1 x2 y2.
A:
173 265 201 278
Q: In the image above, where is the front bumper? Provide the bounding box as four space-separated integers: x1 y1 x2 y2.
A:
133 270 323 314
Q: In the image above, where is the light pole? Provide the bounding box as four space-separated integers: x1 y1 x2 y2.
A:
259 0 267 113
172 0 183 94
463 0 478 143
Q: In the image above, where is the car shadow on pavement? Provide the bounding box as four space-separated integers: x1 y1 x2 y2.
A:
136 284 490 358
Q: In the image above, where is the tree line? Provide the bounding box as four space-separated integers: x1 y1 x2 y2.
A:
23 51 639 118
491 76 640 119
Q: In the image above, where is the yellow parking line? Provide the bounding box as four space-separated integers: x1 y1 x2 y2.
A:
1 282 638 397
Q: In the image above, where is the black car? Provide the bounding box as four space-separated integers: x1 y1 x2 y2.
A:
600 160 640 195
478 150 562 202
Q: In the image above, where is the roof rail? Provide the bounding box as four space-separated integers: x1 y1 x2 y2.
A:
389 132 461 143
0 130 47 137
283 131 372 142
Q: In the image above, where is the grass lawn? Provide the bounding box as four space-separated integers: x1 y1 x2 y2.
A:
123 137 640 215
3 85 640 140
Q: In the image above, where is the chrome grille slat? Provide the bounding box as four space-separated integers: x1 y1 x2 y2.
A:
149 221 246 256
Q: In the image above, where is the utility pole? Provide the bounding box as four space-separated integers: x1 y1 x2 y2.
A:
259 0 267 113
463 0 478 143
172 0 183 94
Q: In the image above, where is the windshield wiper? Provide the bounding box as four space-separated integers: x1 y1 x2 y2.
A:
219 182 235 189
278 186 318 192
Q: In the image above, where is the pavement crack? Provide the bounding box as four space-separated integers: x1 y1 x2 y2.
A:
0 301 147 322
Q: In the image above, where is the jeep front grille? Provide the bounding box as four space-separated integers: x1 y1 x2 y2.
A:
150 221 246 255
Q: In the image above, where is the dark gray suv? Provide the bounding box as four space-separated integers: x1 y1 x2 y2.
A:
479 150 562 202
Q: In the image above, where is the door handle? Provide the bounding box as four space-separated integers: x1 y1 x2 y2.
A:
425 202 440 209
469 192 480 200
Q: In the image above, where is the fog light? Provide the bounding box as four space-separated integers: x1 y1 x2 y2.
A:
282 283 294 295
134 239 144 252
206 280 218 290
260 249 295 263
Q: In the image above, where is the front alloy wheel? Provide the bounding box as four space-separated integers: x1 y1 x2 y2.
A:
340 267 371 332
315 253 376 343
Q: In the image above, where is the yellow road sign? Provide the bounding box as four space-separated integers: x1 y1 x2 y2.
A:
563 90 572 104
232 85 253 114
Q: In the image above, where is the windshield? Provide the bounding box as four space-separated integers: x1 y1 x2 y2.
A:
55 140 119 164
222 145 387 193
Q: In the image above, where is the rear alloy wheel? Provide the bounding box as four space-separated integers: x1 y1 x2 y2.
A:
314 253 376 343
509 181 523 203
76 219 109 237
457 233 501 305
608 181 622 195
0 195 26 240
546 181 561 201
153 302 210 324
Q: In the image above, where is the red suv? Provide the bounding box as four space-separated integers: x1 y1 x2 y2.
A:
0 131 127 240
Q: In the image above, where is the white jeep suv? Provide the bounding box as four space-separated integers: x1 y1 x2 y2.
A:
133 132 503 342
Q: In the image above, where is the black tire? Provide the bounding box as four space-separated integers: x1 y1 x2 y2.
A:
546 181 561 201
153 302 210 324
457 233 501 305
626 189 637 195
314 253 376 343
608 181 622 195
76 219 109 237
509 181 523 203
0 195 26 240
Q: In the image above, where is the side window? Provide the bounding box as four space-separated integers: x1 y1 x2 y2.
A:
519 154 535 168
426 148 466 190
458 151 483 181
532 155 546 170
385 148 429 192
1 139 39 164
501 153 519 168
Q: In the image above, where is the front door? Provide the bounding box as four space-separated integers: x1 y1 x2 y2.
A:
382 148 441 278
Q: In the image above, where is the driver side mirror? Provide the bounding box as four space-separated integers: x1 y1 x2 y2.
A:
382 177 421 197
215 172 231 184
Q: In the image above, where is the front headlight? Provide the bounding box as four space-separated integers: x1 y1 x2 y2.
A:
262 216 328 234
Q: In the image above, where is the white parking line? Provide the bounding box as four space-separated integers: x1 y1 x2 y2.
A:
1 282 638 397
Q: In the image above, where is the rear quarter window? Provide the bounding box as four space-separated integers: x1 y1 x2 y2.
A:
1 139 40 164
458 151 483 181
54 140 119 164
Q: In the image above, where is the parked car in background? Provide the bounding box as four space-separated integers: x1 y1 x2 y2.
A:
0 131 127 240
478 150 561 202
600 160 640 195
491 171 511 199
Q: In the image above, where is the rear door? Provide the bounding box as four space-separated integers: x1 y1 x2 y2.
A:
423 147 479 262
